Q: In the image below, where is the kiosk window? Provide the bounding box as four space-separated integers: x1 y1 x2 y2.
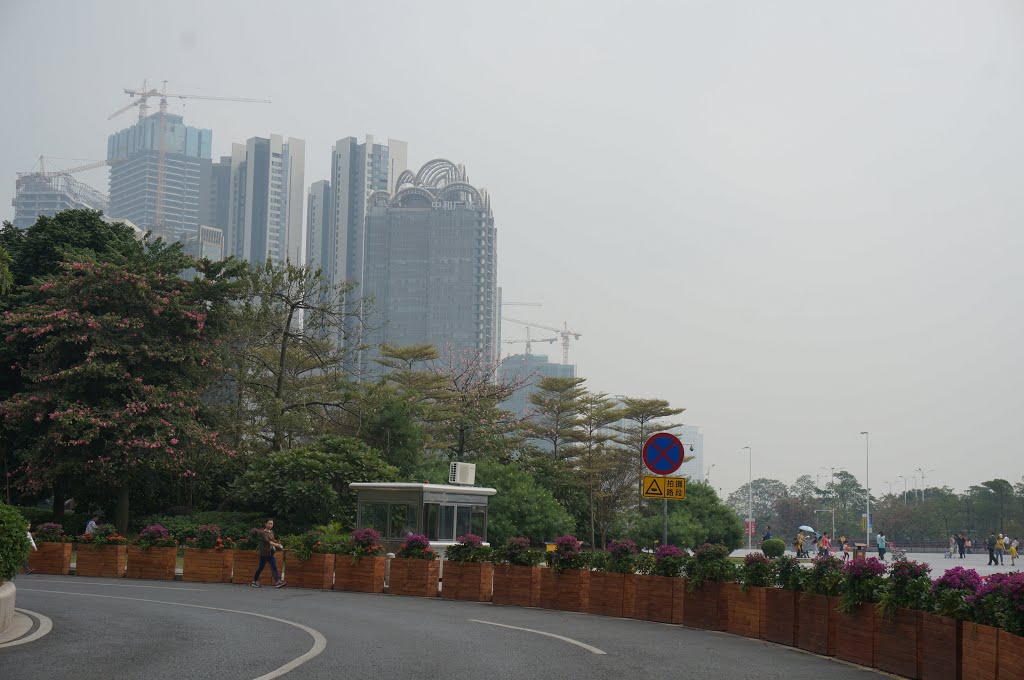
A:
360 503 388 535
439 505 455 541
456 506 472 538
389 504 419 539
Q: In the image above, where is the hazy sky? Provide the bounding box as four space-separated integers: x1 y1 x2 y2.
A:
2 1 1022 496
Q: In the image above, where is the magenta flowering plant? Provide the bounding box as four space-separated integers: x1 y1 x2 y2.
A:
683 543 735 592
446 534 492 563
189 524 222 550
601 539 640 574
968 572 1024 634
838 557 886 613
33 522 68 543
804 554 844 596
336 528 385 563
134 523 177 549
652 544 686 578
878 560 932 620
546 535 590 573
739 552 774 592
933 566 982 619
493 537 544 567
396 533 436 561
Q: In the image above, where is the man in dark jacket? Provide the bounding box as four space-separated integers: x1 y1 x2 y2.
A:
987 533 998 566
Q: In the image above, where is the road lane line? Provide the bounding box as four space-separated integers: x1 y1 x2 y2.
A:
27 578 207 591
20 589 327 679
470 619 607 655
0 609 53 648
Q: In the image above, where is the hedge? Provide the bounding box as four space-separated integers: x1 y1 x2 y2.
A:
131 512 301 541
16 506 94 537
0 503 32 582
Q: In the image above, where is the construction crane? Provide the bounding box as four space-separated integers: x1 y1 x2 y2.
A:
502 317 582 365
18 155 127 178
502 327 558 356
109 80 271 227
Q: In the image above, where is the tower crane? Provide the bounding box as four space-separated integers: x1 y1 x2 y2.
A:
502 317 582 365
502 327 558 356
18 155 127 178
109 80 271 227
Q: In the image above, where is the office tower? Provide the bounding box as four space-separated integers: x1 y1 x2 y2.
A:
107 113 212 241
224 135 305 265
361 158 498 367
306 180 331 277
309 136 407 291
499 353 577 417
203 155 232 232
676 425 705 483
12 174 108 229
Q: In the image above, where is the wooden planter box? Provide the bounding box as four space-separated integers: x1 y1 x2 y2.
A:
492 564 541 607
764 588 798 646
622 573 638 619
920 613 961 680
231 551 280 585
182 549 234 583
999 630 1024 680
126 546 177 581
587 572 626 618
75 544 127 578
875 608 923 678
962 624 999 680
334 556 385 593
539 568 590 612
797 594 837 656
284 553 335 590
441 561 493 602
834 602 876 668
388 558 439 597
726 583 767 639
631 575 684 624
28 542 72 575
682 581 728 631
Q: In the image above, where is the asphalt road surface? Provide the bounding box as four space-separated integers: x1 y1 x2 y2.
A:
3 575 881 679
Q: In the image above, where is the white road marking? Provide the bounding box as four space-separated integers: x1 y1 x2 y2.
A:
20 589 327 679
0 608 54 648
30 578 207 591
470 619 607 655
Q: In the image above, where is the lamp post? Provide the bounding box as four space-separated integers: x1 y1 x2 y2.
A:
884 480 893 495
705 463 716 486
742 446 752 550
916 467 935 502
898 476 908 505
860 432 870 549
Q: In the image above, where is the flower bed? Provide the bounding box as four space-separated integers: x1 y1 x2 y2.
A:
875 608 922 679
492 564 541 607
441 561 493 602
764 588 798 646
125 546 177 580
285 552 335 590
998 630 1024 680
630 574 684 624
920 612 961 680
682 580 728 631
75 544 127 578
588 571 627 618
796 594 836 655
725 583 766 640
182 549 234 583
28 542 72 575
539 568 590 612
335 556 385 593
961 623 999 680
834 602 876 668
389 558 440 597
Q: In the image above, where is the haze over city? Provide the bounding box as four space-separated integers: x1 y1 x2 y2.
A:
1 0 1021 495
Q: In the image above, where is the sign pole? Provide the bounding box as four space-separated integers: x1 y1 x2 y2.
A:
662 499 668 546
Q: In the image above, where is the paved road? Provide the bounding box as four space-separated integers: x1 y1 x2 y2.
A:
2 575 881 679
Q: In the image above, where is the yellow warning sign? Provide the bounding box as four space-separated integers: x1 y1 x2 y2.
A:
642 475 686 500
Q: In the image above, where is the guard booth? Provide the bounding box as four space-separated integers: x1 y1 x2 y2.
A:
350 474 496 557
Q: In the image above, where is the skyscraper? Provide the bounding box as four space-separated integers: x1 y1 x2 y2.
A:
107 113 212 240
224 135 305 265
306 136 407 292
499 353 577 417
12 174 109 229
361 159 499 367
305 180 331 276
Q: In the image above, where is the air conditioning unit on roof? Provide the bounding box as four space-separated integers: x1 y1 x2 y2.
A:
449 462 476 486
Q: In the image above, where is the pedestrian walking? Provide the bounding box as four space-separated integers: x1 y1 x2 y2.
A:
84 514 99 536
762 525 772 542
996 534 1006 565
1010 539 1018 567
23 521 37 574
251 519 286 588
987 533 998 566
877 531 887 561
956 533 966 559
819 532 832 557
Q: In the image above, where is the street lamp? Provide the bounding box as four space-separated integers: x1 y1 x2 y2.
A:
860 432 870 550
741 446 752 550
705 463 716 485
815 508 836 541
916 467 935 501
884 480 893 495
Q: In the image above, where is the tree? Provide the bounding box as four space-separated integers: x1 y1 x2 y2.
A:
0 246 11 296
613 397 684 509
726 478 790 527
981 479 1015 533
230 435 397 527
574 392 624 548
619 483 743 549
0 239 244 531
521 376 587 459
473 460 575 546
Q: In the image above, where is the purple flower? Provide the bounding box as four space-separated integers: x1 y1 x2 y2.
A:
933 566 983 594
403 533 430 551
507 537 531 551
456 533 483 547
843 557 886 579
608 539 639 558
139 524 169 540
655 544 684 561
554 535 583 555
351 528 381 547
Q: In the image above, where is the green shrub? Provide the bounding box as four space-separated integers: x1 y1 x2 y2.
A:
684 543 735 592
492 537 545 567
16 507 93 537
445 534 492 563
773 555 804 591
738 552 774 592
0 503 32 582
761 538 786 558
132 512 294 542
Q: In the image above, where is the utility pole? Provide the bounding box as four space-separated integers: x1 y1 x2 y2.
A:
916 468 935 502
742 446 752 550
861 432 870 549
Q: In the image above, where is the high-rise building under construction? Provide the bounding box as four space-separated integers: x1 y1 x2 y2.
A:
106 113 212 240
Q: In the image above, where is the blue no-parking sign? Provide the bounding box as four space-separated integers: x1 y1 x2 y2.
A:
642 432 685 475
